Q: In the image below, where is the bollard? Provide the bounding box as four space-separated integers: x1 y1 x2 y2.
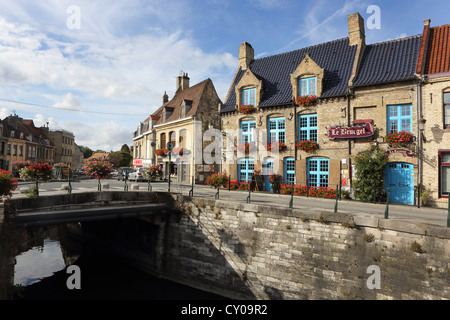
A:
373 181 376 203
97 179 101 192
124 179 128 192
447 196 450 228
385 189 390 219
189 176 194 197
215 187 220 199
68 173 72 194
148 179 152 192
289 183 294 208
229 175 231 191
306 181 309 198
334 184 338 213
247 183 251 203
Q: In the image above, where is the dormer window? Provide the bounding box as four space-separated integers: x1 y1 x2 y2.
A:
299 77 317 96
10 130 14 138
242 88 256 106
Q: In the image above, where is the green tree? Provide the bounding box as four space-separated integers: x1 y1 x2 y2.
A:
79 146 94 159
120 144 131 153
353 145 388 202
109 151 133 168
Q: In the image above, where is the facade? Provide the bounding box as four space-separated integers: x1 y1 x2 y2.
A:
47 129 76 167
220 12 438 206
133 73 222 183
0 115 56 172
416 20 450 207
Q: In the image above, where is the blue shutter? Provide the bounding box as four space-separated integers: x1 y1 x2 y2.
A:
299 77 317 96
239 158 255 183
268 118 286 143
298 114 318 142
308 158 329 188
387 104 412 133
285 158 296 185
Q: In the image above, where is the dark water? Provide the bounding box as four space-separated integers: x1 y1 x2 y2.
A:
1 222 227 300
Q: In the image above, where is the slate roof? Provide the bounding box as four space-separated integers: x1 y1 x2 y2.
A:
154 78 212 125
221 38 357 113
423 24 450 75
353 35 422 86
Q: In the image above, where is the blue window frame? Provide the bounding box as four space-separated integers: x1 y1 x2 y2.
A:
242 88 256 106
285 158 296 185
241 121 256 144
239 158 254 183
308 158 329 188
268 118 286 143
299 114 318 142
299 77 317 96
387 104 412 133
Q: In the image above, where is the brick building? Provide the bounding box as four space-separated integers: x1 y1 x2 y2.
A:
220 12 438 205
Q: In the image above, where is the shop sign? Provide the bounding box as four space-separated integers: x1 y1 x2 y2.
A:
133 158 143 166
386 149 415 158
328 122 374 140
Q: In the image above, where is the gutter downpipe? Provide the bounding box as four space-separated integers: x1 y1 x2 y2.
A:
417 76 424 207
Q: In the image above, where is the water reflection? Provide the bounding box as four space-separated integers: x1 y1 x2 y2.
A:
0 221 226 300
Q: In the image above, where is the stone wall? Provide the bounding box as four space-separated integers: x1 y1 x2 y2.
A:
90 195 450 300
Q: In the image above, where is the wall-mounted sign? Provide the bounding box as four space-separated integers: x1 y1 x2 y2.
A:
386 149 415 158
328 123 374 140
133 159 143 166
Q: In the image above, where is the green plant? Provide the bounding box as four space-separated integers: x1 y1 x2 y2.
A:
0 169 18 197
296 140 319 153
206 172 229 189
385 131 413 147
353 145 388 202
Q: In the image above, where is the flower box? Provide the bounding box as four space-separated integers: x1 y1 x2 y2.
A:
296 140 319 153
237 142 256 153
155 148 169 157
296 95 317 107
385 131 413 147
267 141 287 152
238 105 255 114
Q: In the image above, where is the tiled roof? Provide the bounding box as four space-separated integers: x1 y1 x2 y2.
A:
423 24 450 75
153 78 213 125
222 38 357 112
353 35 422 86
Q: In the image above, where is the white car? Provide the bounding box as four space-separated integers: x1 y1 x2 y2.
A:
128 168 146 181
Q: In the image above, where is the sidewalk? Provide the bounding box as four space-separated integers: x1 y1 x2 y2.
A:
8 181 450 228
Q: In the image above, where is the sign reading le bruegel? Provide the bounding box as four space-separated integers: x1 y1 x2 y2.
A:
328 123 374 140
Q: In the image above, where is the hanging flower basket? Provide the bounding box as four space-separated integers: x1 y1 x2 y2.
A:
267 141 287 152
238 105 255 114
237 142 256 153
206 172 229 189
296 95 317 107
385 131 413 147
296 140 319 153
143 165 163 181
155 148 169 157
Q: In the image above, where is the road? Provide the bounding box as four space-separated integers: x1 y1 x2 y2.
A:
12 178 450 228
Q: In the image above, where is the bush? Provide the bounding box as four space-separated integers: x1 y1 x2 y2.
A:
0 169 18 197
82 160 114 180
206 173 229 189
353 145 388 202
20 163 53 182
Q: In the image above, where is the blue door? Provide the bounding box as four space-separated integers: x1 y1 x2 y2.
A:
385 162 414 204
263 158 274 192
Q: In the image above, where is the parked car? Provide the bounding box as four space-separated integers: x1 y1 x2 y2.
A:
117 167 132 181
128 168 146 181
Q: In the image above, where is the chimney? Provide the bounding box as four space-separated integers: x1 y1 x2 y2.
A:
162 91 169 104
239 42 254 70
416 19 432 75
176 72 190 93
348 13 366 46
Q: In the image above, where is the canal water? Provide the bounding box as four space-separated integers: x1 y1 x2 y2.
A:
0 220 227 300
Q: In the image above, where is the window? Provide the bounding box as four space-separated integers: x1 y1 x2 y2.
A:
241 121 256 144
7 144 11 155
284 158 296 185
242 88 256 106
0 142 4 155
444 92 450 128
160 133 166 149
239 158 254 183
440 151 450 197
299 77 317 96
19 146 23 156
308 158 329 188
13 145 17 156
299 114 318 142
387 104 412 133
268 118 286 143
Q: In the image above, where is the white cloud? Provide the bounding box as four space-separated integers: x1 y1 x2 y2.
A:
52 92 82 110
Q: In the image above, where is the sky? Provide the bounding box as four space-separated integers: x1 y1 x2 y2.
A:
0 0 449 151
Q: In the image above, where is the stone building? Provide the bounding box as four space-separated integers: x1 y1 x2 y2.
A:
220 12 429 205
133 73 222 183
416 19 450 207
46 129 76 167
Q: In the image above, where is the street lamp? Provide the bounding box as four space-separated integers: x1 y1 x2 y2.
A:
418 117 426 208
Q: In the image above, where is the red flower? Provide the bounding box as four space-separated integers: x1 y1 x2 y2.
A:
296 95 317 106
238 105 255 114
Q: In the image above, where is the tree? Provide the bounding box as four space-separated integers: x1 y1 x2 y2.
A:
353 145 388 202
79 145 94 159
120 144 131 153
108 151 132 168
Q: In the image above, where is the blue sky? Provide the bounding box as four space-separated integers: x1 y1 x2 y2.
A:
0 0 448 151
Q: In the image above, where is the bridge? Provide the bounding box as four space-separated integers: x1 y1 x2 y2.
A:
4 191 180 228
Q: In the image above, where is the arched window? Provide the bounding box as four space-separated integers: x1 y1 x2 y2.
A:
160 133 166 149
